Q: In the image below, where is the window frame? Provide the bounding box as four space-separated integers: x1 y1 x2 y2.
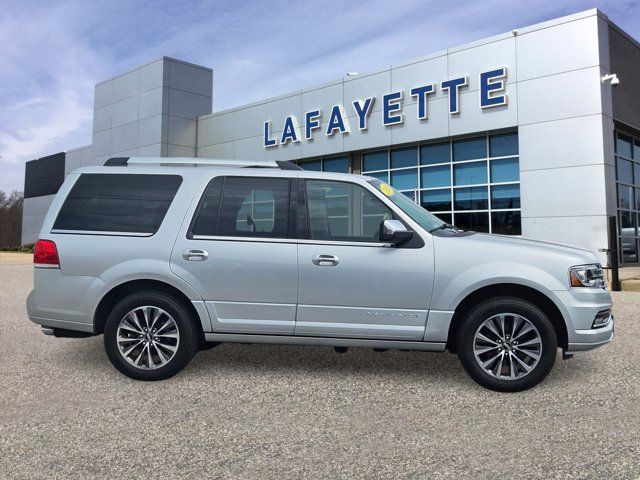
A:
301 178 425 248
51 173 183 237
188 175 297 241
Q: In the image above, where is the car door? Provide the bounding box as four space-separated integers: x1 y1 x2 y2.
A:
296 177 434 340
171 174 299 335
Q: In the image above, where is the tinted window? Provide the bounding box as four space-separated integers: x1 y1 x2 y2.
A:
421 189 451 211
391 168 418 190
455 212 489 232
323 156 349 172
617 134 633 158
491 211 521 235
489 132 518 157
421 142 450 165
491 158 520 183
421 165 450 188
617 158 634 184
306 180 393 242
453 137 487 161
491 184 521 209
454 161 487 186
362 151 388 171
190 177 223 236
299 159 322 171
391 147 418 168
217 177 290 238
454 187 489 210
53 174 182 234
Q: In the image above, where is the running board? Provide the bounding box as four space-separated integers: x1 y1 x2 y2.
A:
204 333 446 352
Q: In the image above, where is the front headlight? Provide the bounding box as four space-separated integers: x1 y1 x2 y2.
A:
569 264 605 288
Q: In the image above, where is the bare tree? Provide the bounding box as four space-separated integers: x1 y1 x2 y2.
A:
0 190 24 247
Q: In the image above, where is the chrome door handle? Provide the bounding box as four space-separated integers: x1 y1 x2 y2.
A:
312 254 339 266
183 249 209 261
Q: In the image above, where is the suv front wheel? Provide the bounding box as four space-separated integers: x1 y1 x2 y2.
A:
456 297 558 392
104 291 200 380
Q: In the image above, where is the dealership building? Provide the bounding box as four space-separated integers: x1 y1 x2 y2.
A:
21 9 640 265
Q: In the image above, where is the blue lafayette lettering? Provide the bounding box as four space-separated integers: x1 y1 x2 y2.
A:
264 67 508 148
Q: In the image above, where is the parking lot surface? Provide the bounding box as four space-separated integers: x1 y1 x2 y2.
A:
1 262 639 479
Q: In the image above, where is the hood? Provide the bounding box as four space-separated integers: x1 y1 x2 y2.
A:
434 231 599 267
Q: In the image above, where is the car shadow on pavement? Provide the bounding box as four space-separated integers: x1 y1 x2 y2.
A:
190 342 467 379
60 336 596 389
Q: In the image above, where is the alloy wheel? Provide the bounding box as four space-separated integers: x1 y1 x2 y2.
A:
473 313 542 380
116 306 180 370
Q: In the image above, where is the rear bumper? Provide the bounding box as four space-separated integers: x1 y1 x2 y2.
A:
27 289 95 334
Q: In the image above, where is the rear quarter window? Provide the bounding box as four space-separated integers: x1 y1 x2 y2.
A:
53 173 182 235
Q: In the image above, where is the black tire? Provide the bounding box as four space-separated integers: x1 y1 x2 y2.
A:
104 291 200 381
456 297 557 392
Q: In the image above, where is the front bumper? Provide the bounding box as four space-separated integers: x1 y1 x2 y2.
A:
554 288 614 353
566 314 614 353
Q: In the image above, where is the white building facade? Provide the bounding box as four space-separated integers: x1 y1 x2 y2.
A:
21 9 640 265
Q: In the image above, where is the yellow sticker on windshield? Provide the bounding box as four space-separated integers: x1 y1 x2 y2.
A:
380 183 394 196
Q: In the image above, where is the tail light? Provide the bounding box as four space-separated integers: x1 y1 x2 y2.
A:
34 239 60 268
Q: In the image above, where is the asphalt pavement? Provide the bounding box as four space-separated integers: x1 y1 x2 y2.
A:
1 262 639 479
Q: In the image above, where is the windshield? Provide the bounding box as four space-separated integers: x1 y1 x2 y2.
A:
367 178 447 232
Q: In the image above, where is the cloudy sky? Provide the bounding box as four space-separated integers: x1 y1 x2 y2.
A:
1 0 639 193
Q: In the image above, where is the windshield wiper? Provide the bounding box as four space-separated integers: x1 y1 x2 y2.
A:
429 223 461 233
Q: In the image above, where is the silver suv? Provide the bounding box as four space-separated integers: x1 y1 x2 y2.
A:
27 157 614 391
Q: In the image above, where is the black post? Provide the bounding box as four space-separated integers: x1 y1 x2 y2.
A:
608 215 621 292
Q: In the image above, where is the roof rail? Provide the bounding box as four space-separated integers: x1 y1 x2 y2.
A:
103 157 303 170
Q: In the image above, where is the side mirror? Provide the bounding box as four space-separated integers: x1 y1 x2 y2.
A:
379 219 413 245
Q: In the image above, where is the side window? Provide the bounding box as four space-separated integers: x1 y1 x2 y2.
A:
191 176 291 238
306 180 393 242
53 174 182 235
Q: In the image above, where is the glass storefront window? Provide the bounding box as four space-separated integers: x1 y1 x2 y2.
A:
323 156 349 172
454 187 489 210
434 212 452 224
491 184 521 209
454 161 487 186
455 212 489 232
421 189 451 211
618 185 634 210
363 151 387 171
490 158 519 183
491 211 521 235
362 131 521 235
299 159 322 171
391 147 418 169
421 142 450 165
366 171 388 182
421 165 450 188
615 130 640 263
453 137 487 161
391 169 418 190
617 134 633 158
617 158 633 184
489 132 519 157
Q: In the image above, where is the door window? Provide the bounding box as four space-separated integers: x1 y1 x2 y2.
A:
305 180 393 242
191 176 291 238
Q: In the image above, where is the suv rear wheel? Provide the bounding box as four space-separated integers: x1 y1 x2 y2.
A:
456 297 558 392
104 291 200 380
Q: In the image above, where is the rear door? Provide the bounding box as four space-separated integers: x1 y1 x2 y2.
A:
296 178 434 340
171 174 299 335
